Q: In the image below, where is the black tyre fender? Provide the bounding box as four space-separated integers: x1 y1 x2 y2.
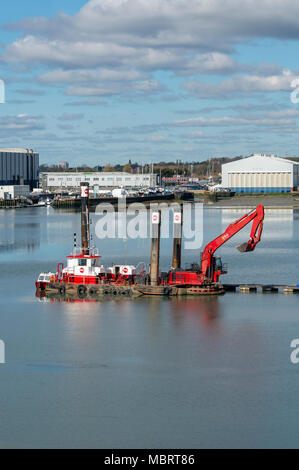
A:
77 285 87 296
112 289 118 296
89 287 98 296
58 285 66 295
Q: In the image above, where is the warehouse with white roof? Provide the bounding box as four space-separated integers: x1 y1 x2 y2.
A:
222 154 299 193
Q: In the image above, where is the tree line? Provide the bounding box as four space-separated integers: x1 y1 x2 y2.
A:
39 156 243 178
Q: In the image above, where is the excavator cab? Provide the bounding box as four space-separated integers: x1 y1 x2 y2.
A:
214 256 224 272
213 256 228 281
215 256 222 270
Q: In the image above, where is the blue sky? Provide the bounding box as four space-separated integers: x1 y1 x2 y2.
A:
1 0 299 166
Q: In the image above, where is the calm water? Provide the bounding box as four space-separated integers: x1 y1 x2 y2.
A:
0 206 299 449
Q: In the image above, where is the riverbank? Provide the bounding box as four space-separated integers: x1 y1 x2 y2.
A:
0 199 33 209
2 192 299 210
196 193 299 209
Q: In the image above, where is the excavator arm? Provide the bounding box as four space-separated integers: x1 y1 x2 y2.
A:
236 205 264 253
201 204 264 279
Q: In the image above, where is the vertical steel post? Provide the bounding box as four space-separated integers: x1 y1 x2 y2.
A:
172 206 183 269
150 210 161 286
80 182 90 255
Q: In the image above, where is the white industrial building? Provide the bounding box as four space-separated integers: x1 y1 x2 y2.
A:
0 185 30 200
222 154 299 193
40 172 157 191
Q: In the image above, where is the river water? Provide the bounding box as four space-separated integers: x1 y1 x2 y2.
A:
0 205 299 449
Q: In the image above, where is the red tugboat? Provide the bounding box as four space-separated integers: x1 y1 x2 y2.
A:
36 183 143 297
36 182 264 298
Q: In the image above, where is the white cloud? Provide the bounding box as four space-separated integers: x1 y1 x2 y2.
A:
4 36 137 68
2 0 299 159
182 69 297 97
38 68 146 84
0 114 44 136
37 66 159 98
188 130 207 137
64 98 105 106
3 0 299 83
16 88 45 95
8 0 299 49
179 53 246 76
66 79 162 97
173 111 299 128
148 135 168 142
58 113 85 121
134 80 162 91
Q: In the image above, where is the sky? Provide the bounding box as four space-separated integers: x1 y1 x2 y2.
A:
1 0 299 166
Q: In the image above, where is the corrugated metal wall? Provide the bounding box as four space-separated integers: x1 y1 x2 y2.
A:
228 172 292 193
0 151 39 188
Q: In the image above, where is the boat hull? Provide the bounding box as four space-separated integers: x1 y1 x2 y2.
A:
36 281 225 299
35 281 48 290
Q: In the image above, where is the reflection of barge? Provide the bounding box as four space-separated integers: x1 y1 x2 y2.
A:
36 183 264 299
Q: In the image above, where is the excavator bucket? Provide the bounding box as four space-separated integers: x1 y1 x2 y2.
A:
237 241 253 252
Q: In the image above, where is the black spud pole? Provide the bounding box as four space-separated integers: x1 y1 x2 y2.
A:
80 182 90 255
172 206 183 269
150 210 161 286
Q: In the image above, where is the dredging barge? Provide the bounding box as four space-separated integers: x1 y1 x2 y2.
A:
36 183 264 299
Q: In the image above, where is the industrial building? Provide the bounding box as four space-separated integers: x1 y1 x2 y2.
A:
59 161 69 170
162 176 200 185
0 148 39 189
0 185 30 200
40 171 157 191
222 154 299 193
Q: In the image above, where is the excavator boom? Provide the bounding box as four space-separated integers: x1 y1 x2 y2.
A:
204 204 264 255
201 204 264 280
168 204 264 287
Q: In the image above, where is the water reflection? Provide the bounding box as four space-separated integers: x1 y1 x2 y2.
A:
0 221 40 252
221 208 294 240
36 289 221 332
170 296 220 325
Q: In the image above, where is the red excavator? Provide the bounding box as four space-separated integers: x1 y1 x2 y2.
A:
168 204 264 287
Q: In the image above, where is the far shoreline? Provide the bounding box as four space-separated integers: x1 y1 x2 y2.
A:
195 193 299 209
